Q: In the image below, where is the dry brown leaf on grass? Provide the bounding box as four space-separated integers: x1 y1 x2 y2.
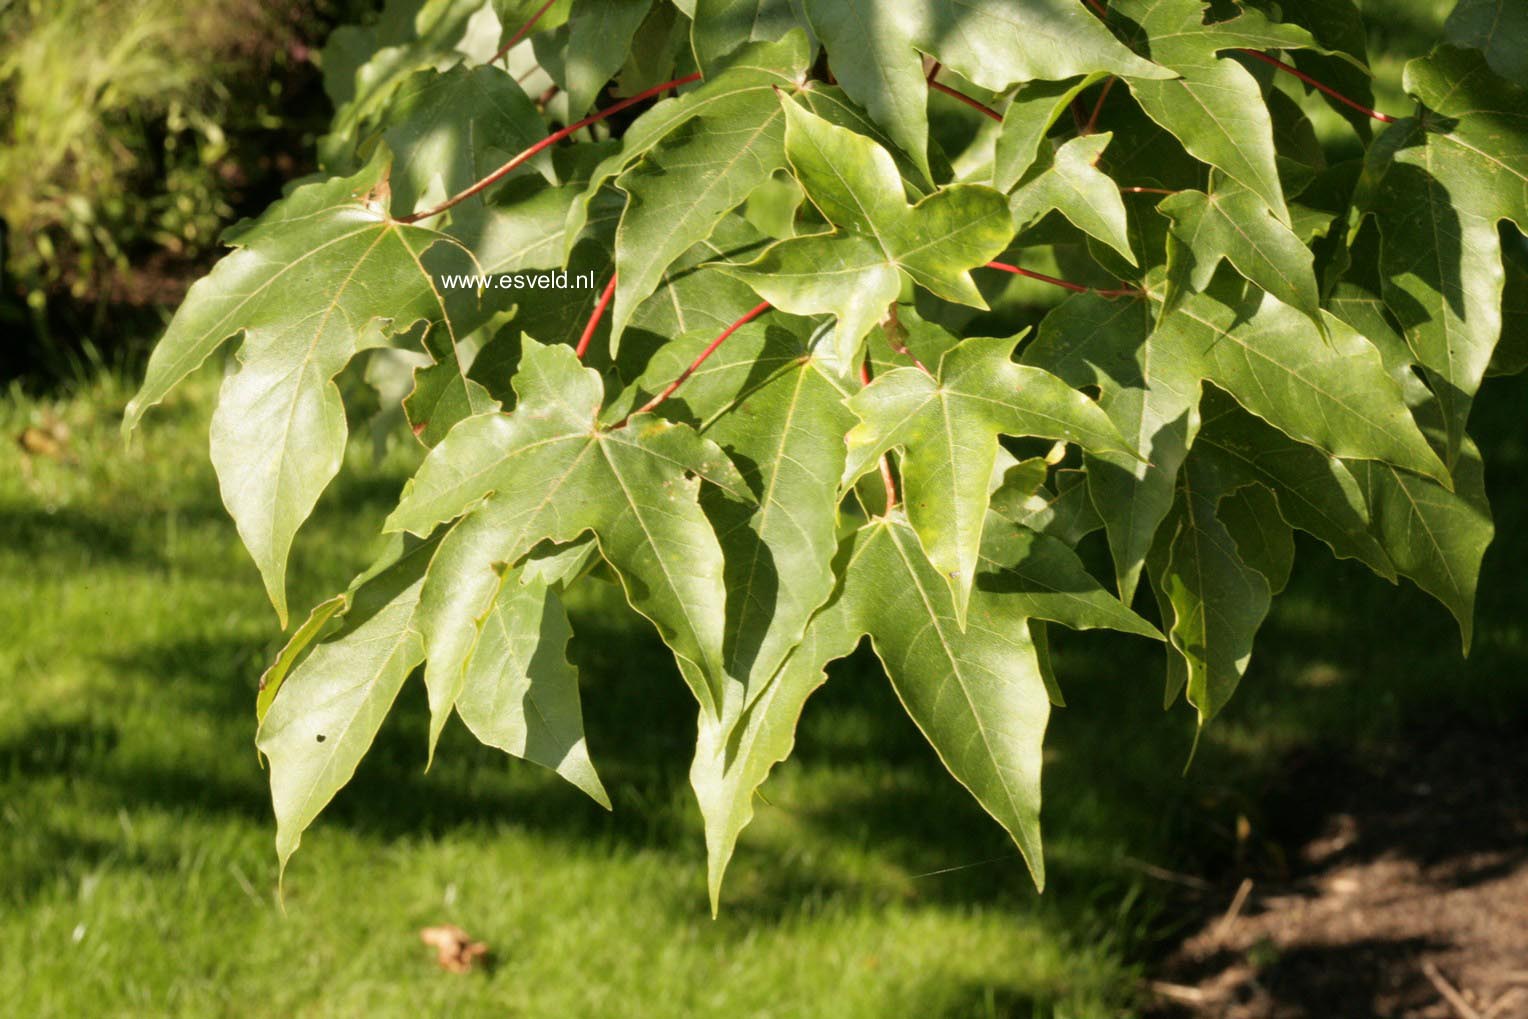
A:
419 924 490 973
17 416 73 461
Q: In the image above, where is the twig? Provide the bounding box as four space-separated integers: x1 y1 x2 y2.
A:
1146 981 1216 1006
1119 855 1215 891
1215 877 1254 938
575 273 617 359
1482 989 1526 1019
401 73 702 223
1121 186 1177 196
491 0 557 65
1423 961 1483 1019
622 301 771 422
1237 49 1397 124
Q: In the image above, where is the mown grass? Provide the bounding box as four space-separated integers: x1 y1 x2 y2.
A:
1 369 1175 1018
3 350 1525 1018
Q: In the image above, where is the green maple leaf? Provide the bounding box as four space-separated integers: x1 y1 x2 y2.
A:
799 0 931 178
692 0 814 75
380 64 553 219
843 330 1135 624
1370 46 1528 463
257 533 438 875
1162 283 1451 487
1148 462 1274 722
1111 0 1344 224
565 34 812 264
1350 450 1493 655
454 558 610 808
123 155 479 625
976 518 1163 642
319 0 492 166
1022 294 1201 603
610 59 804 347
1158 173 1324 333
1446 0 1528 88
532 0 655 117
384 339 753 717
694 512 1056 909
722 97 1012 366
625 314 855 704
801 0 1170 179
993 75 1108 193
1194 388 1395 581
1010 133 1137 267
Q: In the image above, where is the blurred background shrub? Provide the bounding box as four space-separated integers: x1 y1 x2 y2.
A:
0 0 367 378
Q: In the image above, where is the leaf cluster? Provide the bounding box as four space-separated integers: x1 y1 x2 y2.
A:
127 0 1520 908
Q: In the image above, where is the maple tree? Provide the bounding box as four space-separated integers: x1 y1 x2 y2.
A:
125 0 1521 909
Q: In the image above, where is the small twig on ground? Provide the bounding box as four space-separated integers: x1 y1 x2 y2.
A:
1146 980 1217 1006
1482 988 1526 1019
1118 855 1214 892
1214 877 1254 938
1423 961 1484 1019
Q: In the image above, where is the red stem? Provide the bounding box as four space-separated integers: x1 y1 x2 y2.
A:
623 302 772 422
860 361 899 509
929 79 1002 123
491 0 557 65
575 273 617 359
985 260 1140 298
400 73 703 223
1084 0 1108 16
1237 49 1397 124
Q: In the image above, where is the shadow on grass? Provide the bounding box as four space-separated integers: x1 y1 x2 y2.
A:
3 364 1526 1015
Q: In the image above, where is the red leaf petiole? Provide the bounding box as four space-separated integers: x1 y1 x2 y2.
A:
576 273 618 359
618 301 773 425
401 73 703 224
984 260 1141 298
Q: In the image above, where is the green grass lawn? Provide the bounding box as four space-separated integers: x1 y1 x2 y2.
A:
0 370 1168 1018
3 356 1524 1018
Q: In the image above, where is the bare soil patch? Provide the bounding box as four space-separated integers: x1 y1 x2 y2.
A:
1148 725 1528 1019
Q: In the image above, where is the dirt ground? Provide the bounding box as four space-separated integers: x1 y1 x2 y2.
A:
1147 725 1528 1019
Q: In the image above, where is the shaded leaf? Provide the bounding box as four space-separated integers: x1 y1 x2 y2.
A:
1023 294 1200 601
124 156 479 624
1010 133 1136 266
386 340 752 716
845 331 1132 623
1371 47 1528 462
